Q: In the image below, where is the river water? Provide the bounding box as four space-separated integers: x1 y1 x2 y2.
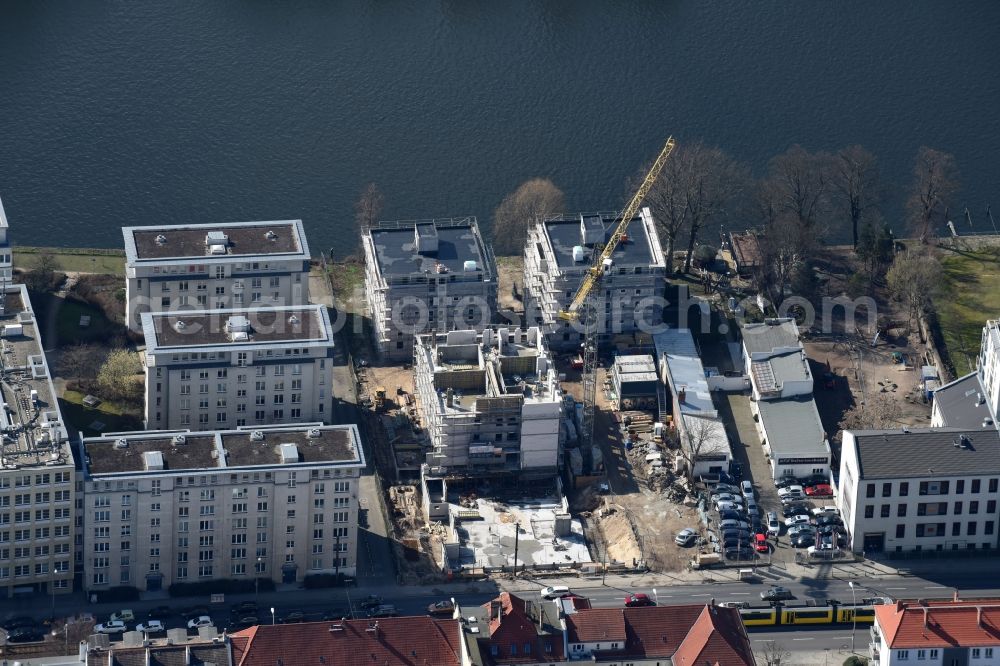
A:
1 1 998 255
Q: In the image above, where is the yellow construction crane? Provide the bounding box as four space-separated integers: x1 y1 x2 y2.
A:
558 135 677 321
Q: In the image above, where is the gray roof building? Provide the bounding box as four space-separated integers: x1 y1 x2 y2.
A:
932 371 995 429
742 318 801 357
850 427 1000 480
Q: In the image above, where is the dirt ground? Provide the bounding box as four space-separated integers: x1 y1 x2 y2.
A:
496 256 525 314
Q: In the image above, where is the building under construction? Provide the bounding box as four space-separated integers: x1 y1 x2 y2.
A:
413 328 564 518
522 208 667 350
361 218 498 360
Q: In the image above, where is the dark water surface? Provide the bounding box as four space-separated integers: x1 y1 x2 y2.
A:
1 2 998 255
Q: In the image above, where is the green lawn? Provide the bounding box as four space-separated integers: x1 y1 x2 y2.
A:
59 390 142 436
936 247 1000 376
55 299 117 346
14 248 125 274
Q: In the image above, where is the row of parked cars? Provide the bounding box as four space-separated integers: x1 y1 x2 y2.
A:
709 480 770 560
0 615 49 643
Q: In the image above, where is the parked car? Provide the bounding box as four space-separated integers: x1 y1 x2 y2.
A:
624 593 655 607
427 600 455 616
148 606 172 619
135 621 165 633
359 595 384 610
722 536 751 549
720 529 751 541
5 628 45 643
816 515 843 527
187 616 214 630
767 512 781 537
109 610 135 623
711 483 740 495
712 493 743 505
780 492 805 504
782 503 811 518
675 528 698 546
760 586 794 602
775 477 798 489
754 533 769 553
181 606 211 620
805 484 834 497
718 600 750 609
787 524 816 538
724 547 757 560
281 611 306 624
784 514 811 527
718 509 744 521
792 534 816 549
777 485 804 496
231 601 258 616
540 586 570 599
718 519 750 531
740 480 754 497
716 501 743 512
1 616 38 631
322 609 349 621
811 505 839 517
228 615 260 630
799 474 829 488
95 620 127 634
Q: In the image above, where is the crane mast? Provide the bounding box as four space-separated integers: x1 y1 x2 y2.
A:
558 135 676 321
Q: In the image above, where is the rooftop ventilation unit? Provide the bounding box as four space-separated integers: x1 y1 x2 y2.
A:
226 315 252 341
142 451 164 471
288 315 300 325
265 230 278 241
114 438 128 449
172 435 187 446
572 245 586 262
415 223 439 255
155 234 168 245
463 260 478 272
250 430 265 442
306 428 322 439
279 443 299 464
174 320 187 332
580 214 604 245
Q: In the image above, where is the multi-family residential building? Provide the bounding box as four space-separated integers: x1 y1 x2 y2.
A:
0 283 74 599
140 305 334 430
932 319 1000 430
361 218 498 360
838 427 1000 555
523 208 666 350
414 328 562 503
654 328 732 479
0 197 13 288
123 220 311 332
870 598 1000 666
742 318 830 481
79 424 364 592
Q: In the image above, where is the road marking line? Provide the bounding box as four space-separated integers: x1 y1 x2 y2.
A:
691 594 711 597
886 587 905 590
731 592 751 595
792 638 814 641
925 586 948 589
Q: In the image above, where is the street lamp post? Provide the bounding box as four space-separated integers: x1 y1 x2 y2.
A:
652 588 658 605
270 607 276 625
849 581 857 653
255 557 263 605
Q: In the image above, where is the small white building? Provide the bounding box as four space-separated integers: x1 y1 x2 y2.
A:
123 220 312 332
838 427 1000 555
871 598 1000 666
742 318 813 400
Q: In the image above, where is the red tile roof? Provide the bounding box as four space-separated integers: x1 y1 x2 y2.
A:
230 618 463 666
876 600 1000 649
478 592 565 664
566 605 754 664
671 605 756 666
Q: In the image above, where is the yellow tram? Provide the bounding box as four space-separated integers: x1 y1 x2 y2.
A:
740 602 877 627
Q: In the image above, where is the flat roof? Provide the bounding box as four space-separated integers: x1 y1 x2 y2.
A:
543 212 656 270
84 434 219 474
851 427 1000 479
757 396 829 459
614 354 657 375
933 372 993 428
741 319 801 356
654 329 715 416
142 306 331 351
124 220 308 263
221 427 359 467
83 425 363 476
366 218 491 277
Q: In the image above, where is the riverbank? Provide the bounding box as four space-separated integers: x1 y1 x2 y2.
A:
14 246 125 274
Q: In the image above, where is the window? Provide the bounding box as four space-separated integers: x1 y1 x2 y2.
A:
952 522 961 536
991 479 999 493
986 647 994 658
864 505 874 519
989 500 997 513
968 522 978 536
881 505 890 518
915 523 946 537
917 649 926 659
957 479 966 494
866 484 876 498
899 482 909 497
971 501 980 514
987 522 995 536
917 502 947 516
882 483 892 497
972 479 981 493
896 650 909 660
896 524 905 538
972 648 981 658
898 505 907 517
955 502 963 515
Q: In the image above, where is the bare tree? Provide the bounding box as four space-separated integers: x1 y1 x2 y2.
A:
754 214 813 308
906 147 959 244
855 221 895 288
23 252 61 293
678 416 722 483
638 151 690 274
886 250 942 332
681 144 750 274
492 178 565 255
58 342 107 379
763 144 835 232
840 392 903 431
758 640 791 666
832 145 881 248
354 182 385 233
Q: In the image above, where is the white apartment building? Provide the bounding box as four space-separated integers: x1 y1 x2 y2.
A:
742 318 813 400
838 427 1000 555
871 599 1000 666
123 220 311 332
0 197 13 288
0 283 74 599
932 319 1000 430
414 328 562 501
140 305 335 430
523 208 667 350
80 424 365 592
361 218 498 360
